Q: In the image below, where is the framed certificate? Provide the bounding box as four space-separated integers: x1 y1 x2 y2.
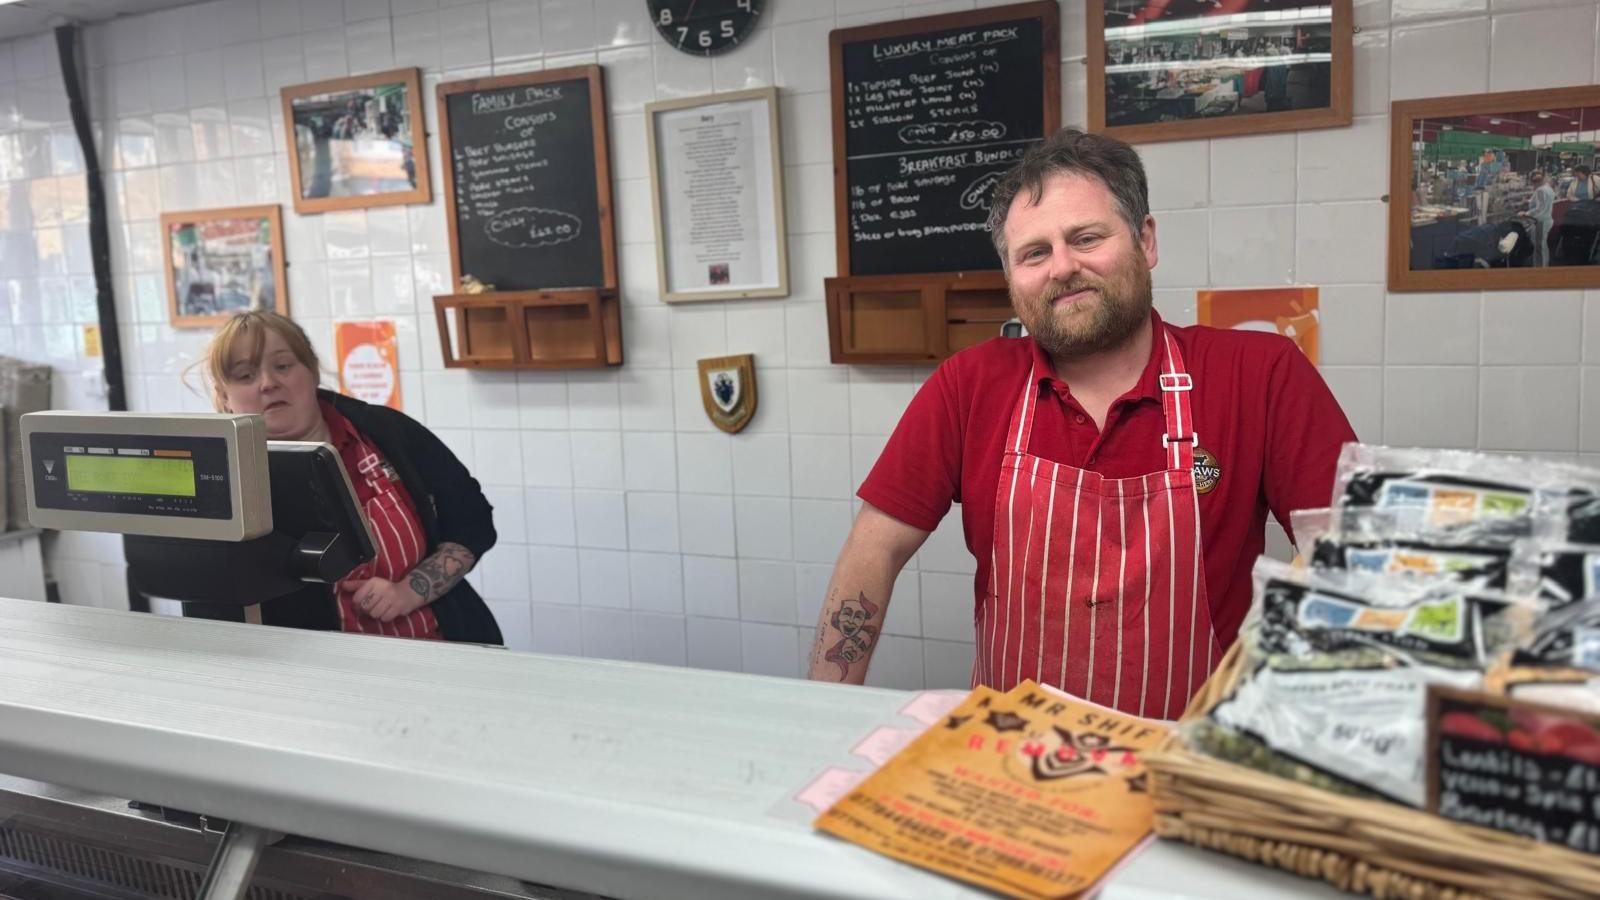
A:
646 87 789 302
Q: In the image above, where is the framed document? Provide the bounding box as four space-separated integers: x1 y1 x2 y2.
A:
646 87 788 303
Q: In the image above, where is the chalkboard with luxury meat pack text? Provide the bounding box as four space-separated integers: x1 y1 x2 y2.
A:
437 66 617 291
830 2 1060 277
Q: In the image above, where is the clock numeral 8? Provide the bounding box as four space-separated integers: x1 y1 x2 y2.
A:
658 9 672 25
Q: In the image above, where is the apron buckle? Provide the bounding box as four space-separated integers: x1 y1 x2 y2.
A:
1162 432 1198 449
1158 373 1193 392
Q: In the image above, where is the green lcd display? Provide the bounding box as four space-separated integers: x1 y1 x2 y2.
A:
64 454 197 498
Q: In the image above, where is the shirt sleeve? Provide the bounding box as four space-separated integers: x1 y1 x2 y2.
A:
1261 342 1358 545
856 360 965 534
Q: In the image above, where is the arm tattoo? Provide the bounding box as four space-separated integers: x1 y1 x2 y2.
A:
407 542 476 603
814 590 882 678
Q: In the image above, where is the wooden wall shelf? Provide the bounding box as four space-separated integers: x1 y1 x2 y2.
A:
433 290 622 370
825 271 1012 365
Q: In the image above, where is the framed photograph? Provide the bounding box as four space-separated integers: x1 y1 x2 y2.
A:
646 87 788 302
161 205 288 328
1088 0 1351 144
281 67 430 215
1390 85 1600 292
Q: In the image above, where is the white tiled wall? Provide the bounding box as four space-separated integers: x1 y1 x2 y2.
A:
1 0 1598 690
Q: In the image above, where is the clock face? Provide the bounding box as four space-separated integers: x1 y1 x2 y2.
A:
648 0 764 56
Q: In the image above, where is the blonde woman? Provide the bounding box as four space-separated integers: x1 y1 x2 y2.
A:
193 311 501 643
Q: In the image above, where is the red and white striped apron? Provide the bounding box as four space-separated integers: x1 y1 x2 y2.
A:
975 326 1221 720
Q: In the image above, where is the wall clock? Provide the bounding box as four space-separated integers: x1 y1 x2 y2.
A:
648 0 764 56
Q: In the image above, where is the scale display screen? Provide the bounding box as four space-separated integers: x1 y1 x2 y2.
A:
64 453 197 497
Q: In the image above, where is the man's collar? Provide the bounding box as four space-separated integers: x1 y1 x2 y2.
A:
1029 309 1166 402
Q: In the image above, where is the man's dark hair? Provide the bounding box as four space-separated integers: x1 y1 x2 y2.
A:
985 128 1150 269
1578 165 1592 177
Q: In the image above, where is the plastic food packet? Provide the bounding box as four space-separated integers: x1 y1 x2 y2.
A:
1186 558 1536 808
1513 598 1600 669
1507 541 1600 606
1311 507 1513 587
1328 444 1594 548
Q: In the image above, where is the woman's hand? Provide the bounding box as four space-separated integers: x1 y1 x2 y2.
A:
343 576 428 623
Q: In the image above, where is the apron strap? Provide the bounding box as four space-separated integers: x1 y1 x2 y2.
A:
1005 368 1040 456
1158 327 1196 472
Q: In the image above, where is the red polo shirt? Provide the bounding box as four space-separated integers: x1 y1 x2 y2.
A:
859 311 1356 648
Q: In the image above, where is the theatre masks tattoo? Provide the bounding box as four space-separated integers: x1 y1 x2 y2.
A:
825 592 881 676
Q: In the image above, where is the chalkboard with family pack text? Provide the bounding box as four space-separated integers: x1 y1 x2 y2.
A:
437 66 617 291
830 1 1060 278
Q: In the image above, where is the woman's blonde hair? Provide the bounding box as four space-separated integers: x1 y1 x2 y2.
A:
198 311 321 412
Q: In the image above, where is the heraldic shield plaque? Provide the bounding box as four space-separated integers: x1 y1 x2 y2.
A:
697 354 757 434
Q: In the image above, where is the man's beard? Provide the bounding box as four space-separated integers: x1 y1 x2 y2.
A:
1012 251 1153 361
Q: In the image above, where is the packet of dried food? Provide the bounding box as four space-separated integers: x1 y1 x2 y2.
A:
1328 444 1593 547
1187 558 1535 807
1512 598 1600 669
1507 541 1600 606
1312 507 1512 587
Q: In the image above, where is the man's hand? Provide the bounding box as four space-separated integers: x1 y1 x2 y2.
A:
341 576 427 623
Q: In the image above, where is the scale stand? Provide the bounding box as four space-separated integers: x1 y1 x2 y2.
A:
197 821 280 900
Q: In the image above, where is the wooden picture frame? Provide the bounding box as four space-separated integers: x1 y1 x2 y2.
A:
160 205 288 329
1389 85 1600 292
646 87 789 303
280 67 430 215
1087 0 1352 145
435 65 617 292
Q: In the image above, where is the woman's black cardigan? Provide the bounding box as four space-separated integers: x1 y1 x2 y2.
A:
182 389 503 645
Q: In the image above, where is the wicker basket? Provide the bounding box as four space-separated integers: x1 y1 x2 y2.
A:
1145 642 1600 900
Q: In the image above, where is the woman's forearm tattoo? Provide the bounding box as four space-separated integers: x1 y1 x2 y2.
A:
408 542 476 603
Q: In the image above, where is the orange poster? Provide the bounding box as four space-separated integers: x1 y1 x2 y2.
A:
1196 287 1319 364
335 320 402 410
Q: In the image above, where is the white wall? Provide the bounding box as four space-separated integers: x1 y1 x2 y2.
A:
0 0 1596 690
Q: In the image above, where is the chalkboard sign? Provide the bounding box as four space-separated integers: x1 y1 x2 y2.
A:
830 2 1059 277
437 66 616 291
1427 686 1600 855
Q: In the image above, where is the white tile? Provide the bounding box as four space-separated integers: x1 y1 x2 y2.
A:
581 607 633 659
521 430 573 487
486 599 532 651
726 304 787 368
345 18 395 74
482 485 527 544
687 616 742 671
467 371 520 429
668 304 728 364
1583 368 1600 453
622 431 677 492
848 370 913 435
393 10 444 71
345 0 391 21
786 302 832 367
1297 116 1388 204
739 559 795 625
302 29 349 81
1392 0 1485 18
472 429 522 485
851 434 891 493
881 567 922 637
1480 367 1581 452
633 613 687 666
788 368 851 434
260 0 302 39
525 487 576 546
608 112 648 184
568 372 622 429
1149 208 1208 289
1383 367 1478 449
793 498 851 564
1481 291 1582 366
731 433 790 496
683 555 739 618
1490 6 1595 92
1390 17 1489 102
574 489 627 550
676 431 733 493
793 563 830 630
771 18 831 94
301 0 346 30
1319 366 1384 445
1139 140 1208 211
529 603 581 654
542 0 598 55
626 491 680 553
478 544 531 601
1387 292 1480 364
597 45 655 117
570 431 624 489
1352 28 1391 118
1319 284 1385 366
490 0 543 63
923 639 976 690
527 546 580 606
1296 202 1386 285
1207 206 1296 287
653 43 714 101
735 495 792 559
419 371 470 427
619 369 676 431
579 547 631 609
864 635 924 690
1209 133 1296 207
442 2 492 69
920 571 974 642
629 552 684 614
593 0 653 47
678 493 736 557
791 434 853 499
779 90 830 168
222 42 265 101
785 162 833 236
741 622 800 678
518 373 569 429
327 260 374 318
1584 292 1600 364
712 25 774 91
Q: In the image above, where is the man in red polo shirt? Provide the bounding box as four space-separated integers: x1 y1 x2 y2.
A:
805 128 1355 718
